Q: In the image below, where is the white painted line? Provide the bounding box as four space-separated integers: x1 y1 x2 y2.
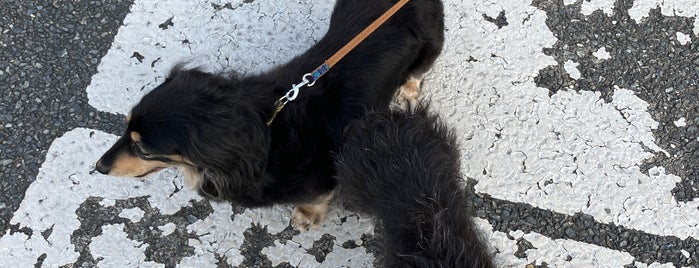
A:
86 0 334 115
0 129 202 266
580 0 615 16
474 218 637 267
629 0 699 35
90 224 162 267
120 207 145 222
2 0 695 266
433 0 699 240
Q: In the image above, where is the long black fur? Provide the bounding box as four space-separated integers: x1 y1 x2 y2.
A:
336 104 494 267
96 0 444 207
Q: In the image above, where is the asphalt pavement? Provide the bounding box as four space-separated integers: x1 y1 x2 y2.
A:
1 0 697 267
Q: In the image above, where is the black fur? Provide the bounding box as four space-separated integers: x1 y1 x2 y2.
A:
96 0 444 207
336 104 494 267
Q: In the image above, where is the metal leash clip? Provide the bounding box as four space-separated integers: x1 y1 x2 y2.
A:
285 73 313 101
266 73 313 125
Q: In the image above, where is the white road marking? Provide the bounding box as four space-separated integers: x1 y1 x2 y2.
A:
566 0 699 35
119 207 145 222
629 0 699 35
86 0 334 115
90 224 163 267
0 129 201 265
433 0 699 240
1 0 695 266
580 0 615 16
474 218 637 267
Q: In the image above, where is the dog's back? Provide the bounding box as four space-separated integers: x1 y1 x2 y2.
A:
336 105 493 268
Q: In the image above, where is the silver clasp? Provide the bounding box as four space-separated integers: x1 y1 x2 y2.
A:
266 73 316 125
284 73 313 101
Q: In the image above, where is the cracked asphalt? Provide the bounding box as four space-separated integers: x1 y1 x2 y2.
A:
1 0 697 267
0 0 128 236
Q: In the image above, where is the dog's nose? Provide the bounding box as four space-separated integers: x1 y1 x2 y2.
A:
95 160 111 174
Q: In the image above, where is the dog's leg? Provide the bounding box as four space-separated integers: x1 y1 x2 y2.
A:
291 191 334 232
391 75 423 110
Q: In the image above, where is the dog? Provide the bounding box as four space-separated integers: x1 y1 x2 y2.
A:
335 104 494 267
95 0 445 231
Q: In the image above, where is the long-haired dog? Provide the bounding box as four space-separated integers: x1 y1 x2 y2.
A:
95 0 444 230
336 104 494 267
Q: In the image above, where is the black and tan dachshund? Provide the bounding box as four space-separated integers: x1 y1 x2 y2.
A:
95 0 445 231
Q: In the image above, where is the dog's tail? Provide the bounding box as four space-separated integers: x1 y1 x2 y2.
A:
336 104 493 268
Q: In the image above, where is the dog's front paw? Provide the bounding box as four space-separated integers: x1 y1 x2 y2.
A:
291 205 326 232
290 191 334 232
391 76 422 110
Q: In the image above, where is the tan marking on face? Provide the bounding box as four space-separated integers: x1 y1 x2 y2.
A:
109 151 168 177
291 191 335 232
130 131 142 142
103 133 195 179
179 164 203 188
126 113 132 123
150 154 200 186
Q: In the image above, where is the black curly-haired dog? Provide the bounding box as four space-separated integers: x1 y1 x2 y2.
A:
336 104 494 267
94 0 444 231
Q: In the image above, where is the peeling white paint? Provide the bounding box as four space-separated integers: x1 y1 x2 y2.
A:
159 223 177 236
0 129 202 266
432 0 699 241
183 201 247 267
681 249 691 258
676 32 692 45
674 117 687 127
593 47 611 60
120 207 145 222
564 60 581 79
265 208 375 267
90 224 163 267
99 198 116 207
473 218 642 267
633 261 678 268
2 0 696 266
86 0 335 115
580 0 615 16
629 0 699 35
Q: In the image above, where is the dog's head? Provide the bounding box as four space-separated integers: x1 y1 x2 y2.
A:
95 67 271 198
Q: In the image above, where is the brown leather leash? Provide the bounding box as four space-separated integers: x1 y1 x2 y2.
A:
267 0 410 125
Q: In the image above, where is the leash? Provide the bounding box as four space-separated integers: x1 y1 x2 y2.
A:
266 0 410 125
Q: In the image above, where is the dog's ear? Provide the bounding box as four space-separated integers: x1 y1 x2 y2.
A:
182 107 271 201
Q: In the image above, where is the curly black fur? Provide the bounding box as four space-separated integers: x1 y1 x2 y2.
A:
336 104 494 267
96 0 445 207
